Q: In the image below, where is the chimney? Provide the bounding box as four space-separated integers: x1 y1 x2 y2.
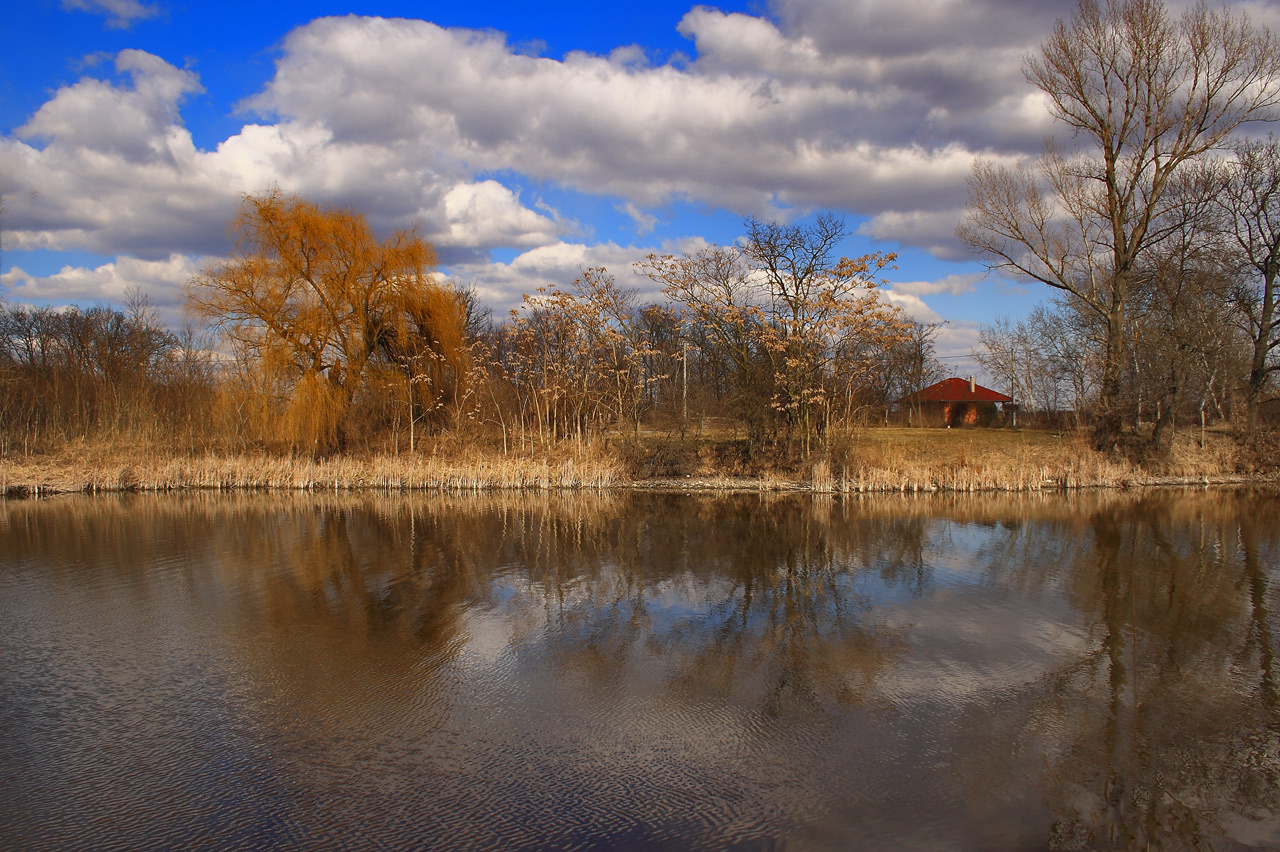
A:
968 376 976 394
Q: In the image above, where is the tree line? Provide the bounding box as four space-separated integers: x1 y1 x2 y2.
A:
1 192 945 459
974 136 1280 450
961 0 1280 453
6 0 1280 461
0 293 216 454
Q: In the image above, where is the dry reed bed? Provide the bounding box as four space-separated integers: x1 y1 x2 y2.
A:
1 450 623 497
816 433 1254 493
793 426 1267 494
0 429 1269 497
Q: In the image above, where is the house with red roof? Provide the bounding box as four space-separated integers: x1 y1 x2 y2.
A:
896 377 1014 427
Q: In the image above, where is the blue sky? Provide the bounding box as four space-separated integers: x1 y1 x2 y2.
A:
6 0 1268 367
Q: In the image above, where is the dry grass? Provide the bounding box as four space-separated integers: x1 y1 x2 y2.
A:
0 426 1272 497
820 426 1254 493
0 437 622 496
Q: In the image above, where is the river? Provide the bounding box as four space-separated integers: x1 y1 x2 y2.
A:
1 489 1277 850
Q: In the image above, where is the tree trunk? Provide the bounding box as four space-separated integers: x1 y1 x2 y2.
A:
1092 296 1128 452
1244 264 1277 434
1150 366 1182 459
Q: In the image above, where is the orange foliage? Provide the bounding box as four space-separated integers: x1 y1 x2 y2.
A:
188 189 469 454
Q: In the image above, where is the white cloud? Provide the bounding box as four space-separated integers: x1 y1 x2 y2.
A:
617 201 659 236
4 4 1061 267
62 0 160 29
20 50 202 164
439 181 562 250
860 208 980 261
0 47 564 266
890 273 983 299
1 253 203 326
4 53 239 258
246 14 1031 232
934 319 983 360
450 241 665 315
2 0 1147 316
884 291 942 323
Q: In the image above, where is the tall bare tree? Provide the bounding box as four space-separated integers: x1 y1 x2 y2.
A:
1131 194 1238 455
1208 137 1280 432
958 0 1280 451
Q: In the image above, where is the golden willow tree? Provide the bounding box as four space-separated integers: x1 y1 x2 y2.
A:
188 190 470 454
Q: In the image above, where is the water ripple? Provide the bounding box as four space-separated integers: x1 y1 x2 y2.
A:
2 491 1277 850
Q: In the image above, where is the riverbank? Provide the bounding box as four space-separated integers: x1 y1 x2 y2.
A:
0 442 623 497
2 427 1275 497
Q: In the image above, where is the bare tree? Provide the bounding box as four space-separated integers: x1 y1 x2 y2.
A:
875 319 946 425
1208 137 1280 432
639 245 777 444
741 214 899 450
976 317 1046 417
640 217 901 454
1131 196 1239 454
1035 300 1103 419
976 300 1104 425
958 0 1280 451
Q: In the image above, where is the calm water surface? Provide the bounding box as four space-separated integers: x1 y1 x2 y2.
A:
1 489 1277 851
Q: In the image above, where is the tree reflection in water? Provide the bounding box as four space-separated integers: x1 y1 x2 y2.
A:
1 489 1277 850
1026 493 1279 851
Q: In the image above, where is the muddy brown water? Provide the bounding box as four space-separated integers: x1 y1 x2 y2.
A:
1 489 1277 850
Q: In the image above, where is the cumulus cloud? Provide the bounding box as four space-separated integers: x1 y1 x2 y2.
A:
2 0 1132 313
860 208 983 262
883 291 942 324
243 14 1025 227
680 2 1058 150
62 0 161 29
21 50 201 162
0 48 564 266
229 4 1077 260
2 253 203 326
889 273 983 299
4 53 242 258
439 181 563 252
449 241 666 315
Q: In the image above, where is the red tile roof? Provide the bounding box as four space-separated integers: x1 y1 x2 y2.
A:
898 377 1013 404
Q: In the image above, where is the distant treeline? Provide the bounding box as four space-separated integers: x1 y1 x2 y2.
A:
1 193 951 459
3 179 1276 463
6 0 1280 466
0 297 216 454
